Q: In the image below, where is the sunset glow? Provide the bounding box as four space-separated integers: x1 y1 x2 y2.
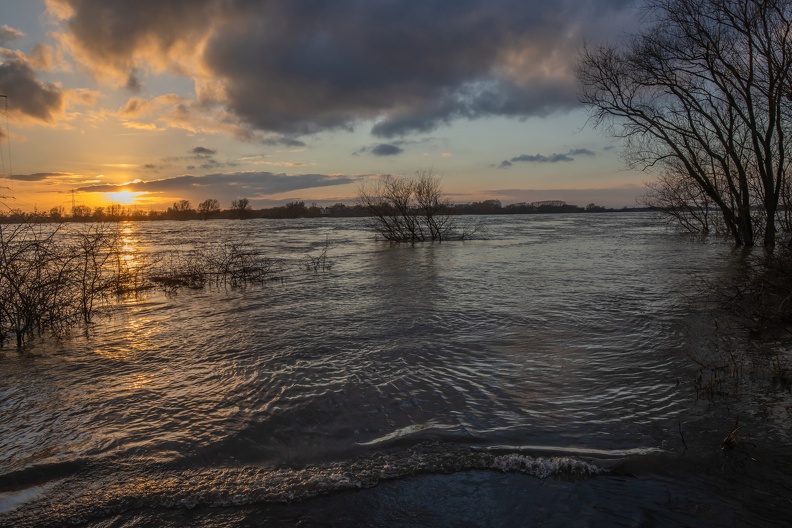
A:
0 1 647 213
105 190 147 205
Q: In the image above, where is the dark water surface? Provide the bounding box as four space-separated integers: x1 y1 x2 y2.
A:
2 213 791 527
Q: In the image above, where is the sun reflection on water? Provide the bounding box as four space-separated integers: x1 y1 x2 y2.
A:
120 223 141 270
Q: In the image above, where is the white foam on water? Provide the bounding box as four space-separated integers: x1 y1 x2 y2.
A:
491 454 605 478
0 483 55 515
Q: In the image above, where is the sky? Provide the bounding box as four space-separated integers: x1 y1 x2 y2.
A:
0 0 647 213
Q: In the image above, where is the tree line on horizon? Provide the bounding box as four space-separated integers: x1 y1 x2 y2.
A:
0 198 640 223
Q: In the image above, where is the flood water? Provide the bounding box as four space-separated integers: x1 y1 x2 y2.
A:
1 213 791 527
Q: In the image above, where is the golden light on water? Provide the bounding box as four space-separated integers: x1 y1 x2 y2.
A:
119 223 145 285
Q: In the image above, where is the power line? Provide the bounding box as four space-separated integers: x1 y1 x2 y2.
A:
0 95 9 202
0 95 7 177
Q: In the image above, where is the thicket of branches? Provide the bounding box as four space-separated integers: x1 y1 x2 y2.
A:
0 223 331 347
0 223 129 347
357 171 475 241
149 242 282 291
578 0 792 247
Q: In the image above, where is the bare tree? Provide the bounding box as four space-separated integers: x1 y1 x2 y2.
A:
167 199 194 220
197 198 221 219
71 205 91 220
413 170 454 240
172 199 192 213
357 171 472 241
640 170 725 235
577 0 792 246
231 197 252 219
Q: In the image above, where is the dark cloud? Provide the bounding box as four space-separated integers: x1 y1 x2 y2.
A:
206 2 587 137
52 0 636 137
76 171 357 196
514 153 574 163
162 147 240 172
567 148 596 157
0 50 64 123
261 137 307 148
8 172 72 182
497 148 596 168
371 144 404 156
192 146 217 156
125 69 142 92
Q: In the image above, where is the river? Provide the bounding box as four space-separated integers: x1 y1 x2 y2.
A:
1 213 791 527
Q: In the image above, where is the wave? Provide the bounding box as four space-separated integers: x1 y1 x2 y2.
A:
0 443 612 527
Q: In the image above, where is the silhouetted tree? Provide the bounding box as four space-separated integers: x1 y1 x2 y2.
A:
49 207 64 221
166 200 195 220
357 170 473 241
197 198 220 219
639 171 723 234
106 204 125 220
231 198 252 219
577 0 792 246
71 205 91 220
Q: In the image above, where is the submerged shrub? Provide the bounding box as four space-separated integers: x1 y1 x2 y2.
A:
305 237 332 273
148 241 283 291
0 223 129 346
357 170 476 242
0 224 331 347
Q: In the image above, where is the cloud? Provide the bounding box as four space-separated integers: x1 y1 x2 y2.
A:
356 137 449 156
261 137 306 148
125 69 143 92
75 171 358 198
0 49 66 123
370 144 404 156
567 148 596 157
497 148 596 168
8 172 73 182
515 153 574 163
29 44 63 71
122 121 162 131
192 146 217 156
119 96 153 117
116 93 284 141
49 0 636 138
252 161 316 168
157 146 240 172
0 25 24 46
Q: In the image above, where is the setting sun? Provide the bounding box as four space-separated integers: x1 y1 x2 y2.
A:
104 190 147 205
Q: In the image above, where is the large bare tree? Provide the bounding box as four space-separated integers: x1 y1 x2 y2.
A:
578 0 792 246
